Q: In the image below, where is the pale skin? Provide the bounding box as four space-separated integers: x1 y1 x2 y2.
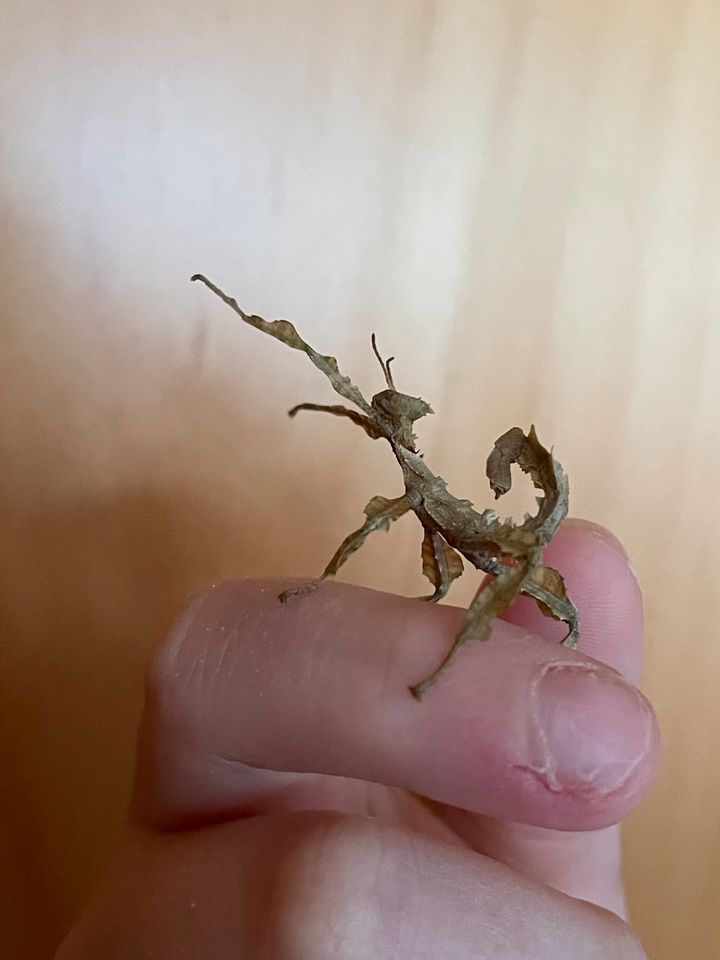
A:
57 519 660 959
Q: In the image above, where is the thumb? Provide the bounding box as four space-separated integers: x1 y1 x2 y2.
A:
436 519 658 917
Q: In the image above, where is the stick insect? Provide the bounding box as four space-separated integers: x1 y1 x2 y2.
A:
191 274 579 699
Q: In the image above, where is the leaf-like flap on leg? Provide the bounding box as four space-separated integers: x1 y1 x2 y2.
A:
527 564 568 615
364 495 393 518
363 495 411 531
288 403 383 438
421 529 464 587
522 563 580 647
322 495 412 577
486 425 569 545
191 274 374 415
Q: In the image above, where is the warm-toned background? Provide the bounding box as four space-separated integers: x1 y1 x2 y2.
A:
1 2 718 957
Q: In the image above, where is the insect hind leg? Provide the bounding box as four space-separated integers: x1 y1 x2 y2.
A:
409 561 530 699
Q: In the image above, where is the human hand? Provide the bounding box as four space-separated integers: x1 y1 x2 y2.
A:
57 519 660 959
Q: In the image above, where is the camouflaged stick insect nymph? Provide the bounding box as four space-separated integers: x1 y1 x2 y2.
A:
191 274 580 699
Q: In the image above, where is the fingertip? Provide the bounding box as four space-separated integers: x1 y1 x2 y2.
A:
503 518 644 683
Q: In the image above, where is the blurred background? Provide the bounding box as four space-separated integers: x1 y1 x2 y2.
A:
1 2 719 957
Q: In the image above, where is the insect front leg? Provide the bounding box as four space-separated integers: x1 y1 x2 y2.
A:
279 494 413 602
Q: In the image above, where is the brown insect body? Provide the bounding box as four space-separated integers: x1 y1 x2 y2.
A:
192 274 580 698
395 447 513 574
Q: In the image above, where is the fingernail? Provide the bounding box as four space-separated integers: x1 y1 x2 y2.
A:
527 662 653 794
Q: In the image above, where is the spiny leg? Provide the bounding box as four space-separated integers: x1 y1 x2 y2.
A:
409 561 530 700
279 494 413 602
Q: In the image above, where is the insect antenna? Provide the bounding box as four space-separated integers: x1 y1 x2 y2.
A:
371 333 396 390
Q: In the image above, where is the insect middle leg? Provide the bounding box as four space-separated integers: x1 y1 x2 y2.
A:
279 494 413 602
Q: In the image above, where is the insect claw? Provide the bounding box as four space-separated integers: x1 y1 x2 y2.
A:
278 580 322 603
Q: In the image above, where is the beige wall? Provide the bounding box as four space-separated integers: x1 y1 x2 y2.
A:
2 2 719 957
